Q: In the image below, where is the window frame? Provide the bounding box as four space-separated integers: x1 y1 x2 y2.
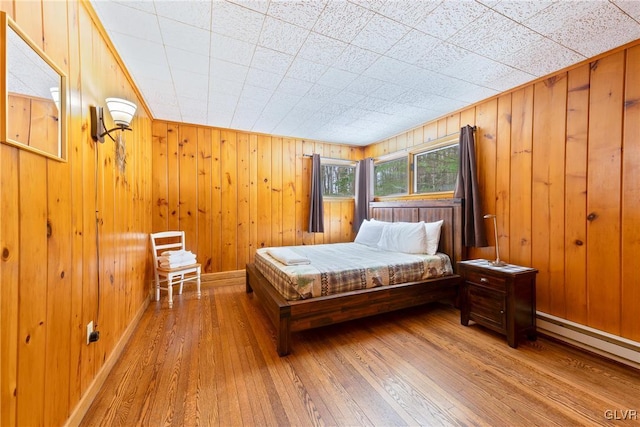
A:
320 157 357 199
373 133 459 200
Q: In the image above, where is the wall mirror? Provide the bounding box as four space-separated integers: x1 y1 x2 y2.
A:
1 11 67 161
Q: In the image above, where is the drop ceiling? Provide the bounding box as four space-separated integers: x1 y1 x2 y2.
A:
90 0 640 146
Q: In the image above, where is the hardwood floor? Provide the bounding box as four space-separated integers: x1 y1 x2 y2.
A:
81 284 640 426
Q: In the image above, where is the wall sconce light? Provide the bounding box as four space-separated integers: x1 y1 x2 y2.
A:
90 97 137 143
484 214 506 267
50 87 60 112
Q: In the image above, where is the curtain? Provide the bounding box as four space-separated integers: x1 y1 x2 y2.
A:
353 157 373 232
454 125 488 247
308 153 324 232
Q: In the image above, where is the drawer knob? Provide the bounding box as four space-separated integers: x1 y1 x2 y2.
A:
500 310 504 314
480 277 489 283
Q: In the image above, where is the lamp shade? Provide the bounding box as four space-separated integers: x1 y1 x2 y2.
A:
105 97 137 128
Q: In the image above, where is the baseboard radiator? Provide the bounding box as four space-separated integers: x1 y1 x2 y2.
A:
537 312 640 370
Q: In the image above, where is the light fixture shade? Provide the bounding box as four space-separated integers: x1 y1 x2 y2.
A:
105 97 137 128
50 87 60 111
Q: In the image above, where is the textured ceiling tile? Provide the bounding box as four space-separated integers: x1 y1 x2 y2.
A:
613 0 640 20
498 37 585 77
414 0 490 40
305 84 341 103
276 77 314 96
332 45 381 74
210 33 255 66
267 0 328 29
155 1 211 30
125 57 172 82
448 10 542 58
351 14 411 54
93 2 161 42
166 46 209 75
385 29 441 64
211 0 265 44
330 90 366 107
313 1 375 43
370 83 409 101
346 75 385 96
491 0 555 23
297 32 348 66
210 91 239 111
413 41 470 73
137 79 178 106
316 68 359 90
533 2 640 57
362 56 410 81
376 0 441 27
285 57 329 83
250 46 294 74
240 84 274 104
439 78 500 103
227 0 270 14
266 92 302 112
109 33 166 66
211 58 249 84
159 17 210 56
209 77 244 97
173 70 210 100
245 67 285 90
259 16 310 55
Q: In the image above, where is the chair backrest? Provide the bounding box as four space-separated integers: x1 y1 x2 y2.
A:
150 231 186 267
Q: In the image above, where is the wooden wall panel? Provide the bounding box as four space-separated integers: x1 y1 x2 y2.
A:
532 75 567 315
564 64 589 324
0 2 153 426
586 53 624 334
151 125 362 271
621 46 640 341
364 41 640 343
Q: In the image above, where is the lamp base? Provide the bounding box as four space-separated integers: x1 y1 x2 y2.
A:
488 259 507 267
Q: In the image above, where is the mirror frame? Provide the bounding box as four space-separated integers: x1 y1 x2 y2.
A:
1 11 67 162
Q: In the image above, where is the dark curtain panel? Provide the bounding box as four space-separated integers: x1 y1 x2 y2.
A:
353 157 373 232
454 125 488 247
308 153 324 232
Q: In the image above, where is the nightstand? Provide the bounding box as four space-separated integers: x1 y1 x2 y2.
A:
458 259 538 348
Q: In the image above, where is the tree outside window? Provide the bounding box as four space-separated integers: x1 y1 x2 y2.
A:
374 157 408 196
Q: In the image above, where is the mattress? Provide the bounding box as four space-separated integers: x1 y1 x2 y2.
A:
254 242 453 301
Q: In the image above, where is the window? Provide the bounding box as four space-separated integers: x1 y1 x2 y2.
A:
414 143 459 193
321 163 355 197
374 157 408 196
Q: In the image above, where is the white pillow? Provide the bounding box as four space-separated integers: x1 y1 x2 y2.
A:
377 221 427 254
354 219 387 247
424 220 444 255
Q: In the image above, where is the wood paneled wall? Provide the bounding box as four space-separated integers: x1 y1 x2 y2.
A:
0 2 152 427
366 43 640 343
151 122 362 272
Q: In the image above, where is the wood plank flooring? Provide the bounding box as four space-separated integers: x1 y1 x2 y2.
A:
81 284 640 426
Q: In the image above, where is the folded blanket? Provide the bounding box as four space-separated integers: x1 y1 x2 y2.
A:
267 247 310 265
158 249 196 268
160 259 197 269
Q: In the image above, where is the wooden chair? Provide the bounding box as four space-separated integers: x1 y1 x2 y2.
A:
150 231 201 308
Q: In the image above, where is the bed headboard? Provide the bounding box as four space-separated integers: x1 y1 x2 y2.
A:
369 199 463 272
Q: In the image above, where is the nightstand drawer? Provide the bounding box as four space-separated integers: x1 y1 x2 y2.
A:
464 270 506 291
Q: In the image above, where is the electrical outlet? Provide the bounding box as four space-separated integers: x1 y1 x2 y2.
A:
86 321 94 345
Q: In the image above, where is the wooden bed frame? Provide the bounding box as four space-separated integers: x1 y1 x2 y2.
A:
245 199 464 356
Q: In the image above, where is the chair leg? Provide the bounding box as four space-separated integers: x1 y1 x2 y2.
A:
155 273 160 302
179 273 184 295
168 276 174 309
196 267 201 299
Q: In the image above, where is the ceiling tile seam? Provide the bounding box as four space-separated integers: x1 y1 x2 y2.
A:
248 2 334 133
227 1 268 129
609 1 640 26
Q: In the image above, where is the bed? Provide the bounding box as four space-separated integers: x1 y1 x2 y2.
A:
245 199 464 356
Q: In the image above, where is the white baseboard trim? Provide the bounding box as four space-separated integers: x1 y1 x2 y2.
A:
64 296 150 427
537 311 640 370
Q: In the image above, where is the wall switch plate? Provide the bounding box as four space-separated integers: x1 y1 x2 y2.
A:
86 321 94 345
